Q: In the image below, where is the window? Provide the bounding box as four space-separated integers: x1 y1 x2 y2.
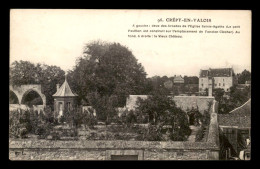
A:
219 83 221 86
223 83 225 86
58 102 62 111
223 79 225 82
201 84 203 87
67 102 71 111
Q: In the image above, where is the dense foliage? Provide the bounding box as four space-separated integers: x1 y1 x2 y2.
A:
66 41 152 122
214 85 251 114
135 90 191 141
237 69 251 84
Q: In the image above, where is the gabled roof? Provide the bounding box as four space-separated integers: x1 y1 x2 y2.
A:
53 78 77 97
218 99 251 128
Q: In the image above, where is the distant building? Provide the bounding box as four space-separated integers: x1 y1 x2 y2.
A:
53 77 78 118
173 75 184 84
199 68 238 94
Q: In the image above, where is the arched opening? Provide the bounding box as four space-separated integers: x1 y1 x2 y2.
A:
9 90 19 104
21 90 43 106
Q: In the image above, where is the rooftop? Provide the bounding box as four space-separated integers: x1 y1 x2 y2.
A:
200 68 234 78
218 99 251 128
52 78 77 97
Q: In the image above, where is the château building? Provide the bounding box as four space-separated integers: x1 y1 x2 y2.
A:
199 68 238 94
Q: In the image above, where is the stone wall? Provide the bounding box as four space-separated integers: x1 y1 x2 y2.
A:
9 140 219 160
173 96 215 114
125 95 215 114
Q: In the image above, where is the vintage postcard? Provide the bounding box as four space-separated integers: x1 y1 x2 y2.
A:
9 9 251 160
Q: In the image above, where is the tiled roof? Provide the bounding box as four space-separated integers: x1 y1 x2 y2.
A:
209 68 232 77
218 99 251 128
200 68 233 78
53 78 77 97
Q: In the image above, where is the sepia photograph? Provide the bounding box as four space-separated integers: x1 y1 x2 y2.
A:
9 9 251 160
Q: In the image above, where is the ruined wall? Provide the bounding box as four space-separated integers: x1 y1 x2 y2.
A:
10 85 46 106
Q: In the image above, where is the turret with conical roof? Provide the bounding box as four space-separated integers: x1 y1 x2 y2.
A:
53 75 78 119
53 76 77 97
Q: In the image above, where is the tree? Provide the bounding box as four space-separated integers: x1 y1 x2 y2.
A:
213 88 225 103
184 76 199 84
66 41 150 120
135 89 191 141
218 85 250 114
10 61 65 106
237 69 251 84
10 61 37 85
86 92 117 124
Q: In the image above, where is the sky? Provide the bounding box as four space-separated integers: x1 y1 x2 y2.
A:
10 9 251 77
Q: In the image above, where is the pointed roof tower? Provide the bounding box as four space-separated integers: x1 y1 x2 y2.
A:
53 75 77 97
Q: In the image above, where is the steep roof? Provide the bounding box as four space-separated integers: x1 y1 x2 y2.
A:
200 68 233 77
209 68 233 77
52 78 77 97
218 99 251 128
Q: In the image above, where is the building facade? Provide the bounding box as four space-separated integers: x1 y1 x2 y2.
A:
199 68 238 94
53 77 77 118
173 75 184 84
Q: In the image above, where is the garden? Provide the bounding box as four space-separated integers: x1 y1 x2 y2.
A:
9 94 211 142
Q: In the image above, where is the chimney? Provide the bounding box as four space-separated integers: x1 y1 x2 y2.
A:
56 84 60 91
208 78 213 96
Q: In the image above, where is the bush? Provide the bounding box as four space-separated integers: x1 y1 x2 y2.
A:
20 128 28 139
144 124 164 141
9 109 31 139
51 132 61 140
126 110 137 124
195 127 204 142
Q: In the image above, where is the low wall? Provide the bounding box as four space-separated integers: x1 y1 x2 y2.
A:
9 104 45 114
9 140 219 160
